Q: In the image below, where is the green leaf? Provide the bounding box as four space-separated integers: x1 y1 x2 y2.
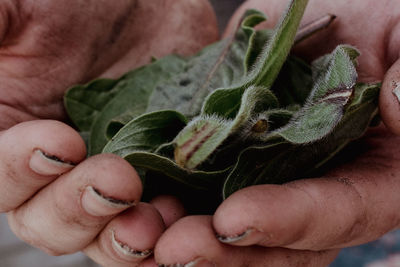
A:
174 86 278 169
202 0 309 118
64 78 120 132
271 56 313 107
265 45 358 144
222 82 380 198
123 152 231 191
88 55 186 155
240 10 269 73
145 9 267 118
103 110 187 157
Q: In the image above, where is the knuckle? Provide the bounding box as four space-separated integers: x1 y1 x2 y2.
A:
53 195 105 229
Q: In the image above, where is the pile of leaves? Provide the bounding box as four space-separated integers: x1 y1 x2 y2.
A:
64 0 380 212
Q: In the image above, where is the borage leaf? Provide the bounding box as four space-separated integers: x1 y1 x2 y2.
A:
173 0 309 169
64 78 120 132
264 45 358 144
174 86 278 169
271 56 313 107
123 152 230 191
103 110 187 157
202 0 309 118
146 9 268 118
223 82 380 198
88 55 186 155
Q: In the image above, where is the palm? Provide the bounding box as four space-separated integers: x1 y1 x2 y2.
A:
0 0 218 129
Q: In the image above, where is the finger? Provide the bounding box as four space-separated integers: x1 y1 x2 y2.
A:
380 59 400 135
7 153 142 256
213 127 400 250
0 120 86 212
150 195 186 227
155 216 339 267
84 203 164 267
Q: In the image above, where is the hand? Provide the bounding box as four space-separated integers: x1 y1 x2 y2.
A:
153 0 400 266
0 0 218 266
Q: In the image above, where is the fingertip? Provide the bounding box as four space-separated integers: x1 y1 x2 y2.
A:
82 153 143 206
380 59 400 135
111 203 165 254
150 195 186 228
29 149 76 176
1 120 87 174
155 216 221 266
212 185 313 248
6 152 144 255
85 203 165 266
0 120 86 211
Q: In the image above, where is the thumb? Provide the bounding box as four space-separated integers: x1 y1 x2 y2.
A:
380 58 400 135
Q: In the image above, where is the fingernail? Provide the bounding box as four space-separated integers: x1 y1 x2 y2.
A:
184 258 216 267
29 149 75 176
216 228 254 244
158 258 216 267
111 230 152 259
81 186 135 217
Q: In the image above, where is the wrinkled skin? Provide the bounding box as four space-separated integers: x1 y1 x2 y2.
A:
0 0 218 128
0 0 218 266
154 0 400 266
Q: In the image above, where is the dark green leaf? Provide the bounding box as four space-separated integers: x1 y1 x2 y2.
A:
88 55 186 155
202 0 309 118
223 82 380 198
64 78 120 132
174 86 278 169
146 9 267 118
123 152 230 190
265 45 358 144
103 110 187 157
271 56 313 107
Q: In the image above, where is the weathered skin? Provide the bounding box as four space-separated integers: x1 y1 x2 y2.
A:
0 0 218 129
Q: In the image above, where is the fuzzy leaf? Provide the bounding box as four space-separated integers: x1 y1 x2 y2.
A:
123 152 230 190
146 9 267 118
202 0 309 118
103 110 187 157
223 82 380 198
265 45 358 144
174 86 278 169
271 56 313 107
88 55 186 155
64 78 120 132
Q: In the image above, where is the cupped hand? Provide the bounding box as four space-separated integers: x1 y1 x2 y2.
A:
0 0 218 266
154 0 400 266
